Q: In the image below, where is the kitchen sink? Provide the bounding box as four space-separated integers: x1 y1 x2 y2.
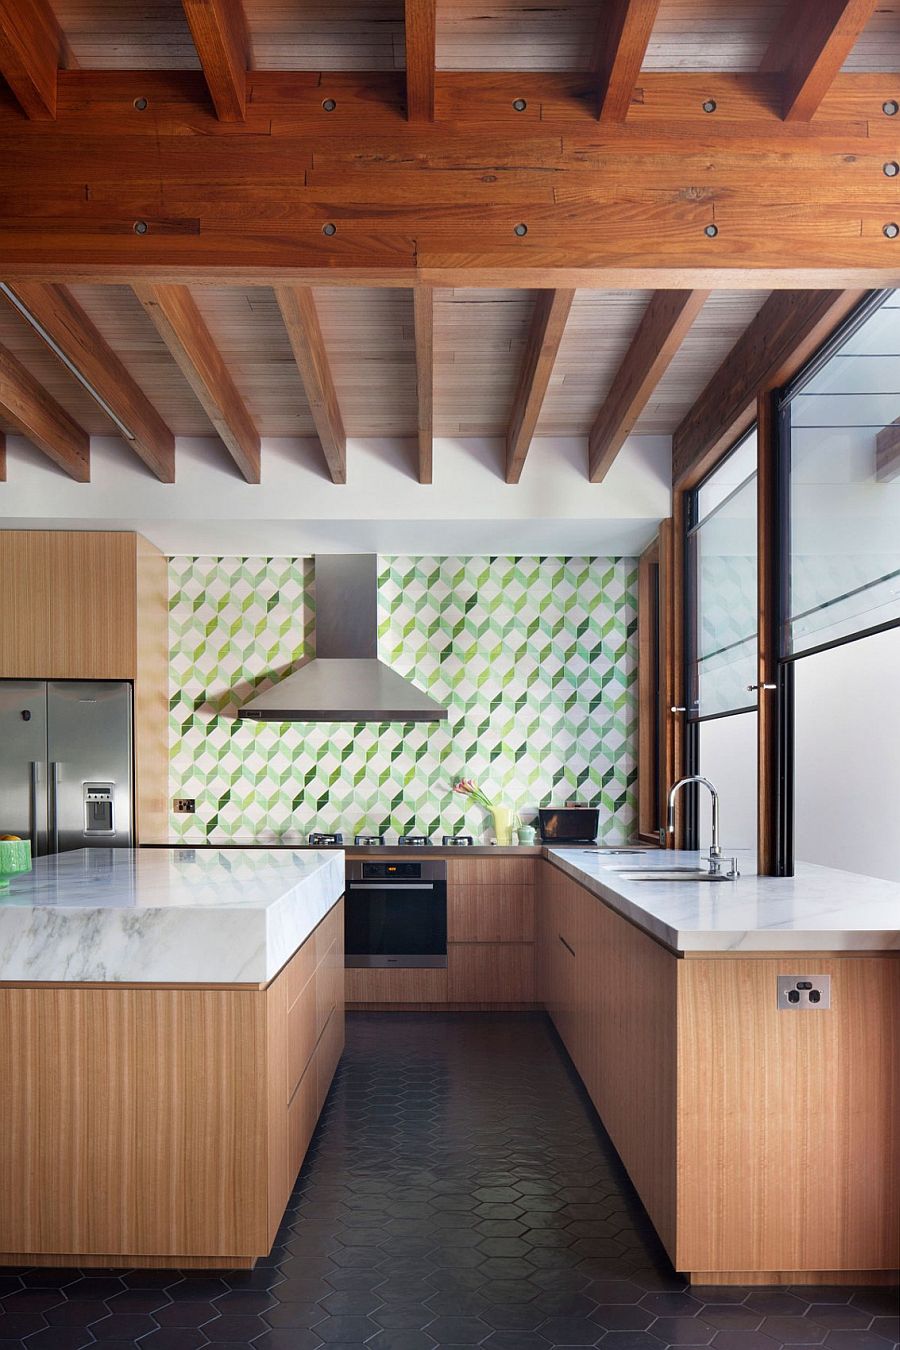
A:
613 868 732 883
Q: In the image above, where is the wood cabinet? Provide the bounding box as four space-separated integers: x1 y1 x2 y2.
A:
448 942 535 1003
344 855 539 1008
538 859 900 1285
0 900 344 1270
538 859 677 1253
447 856 538 1006
0 530 149 679
0 529 169 842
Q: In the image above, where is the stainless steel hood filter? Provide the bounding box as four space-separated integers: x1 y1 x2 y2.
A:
238 555 446 723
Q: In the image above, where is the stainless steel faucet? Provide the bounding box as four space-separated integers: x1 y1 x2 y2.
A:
667 775 725 876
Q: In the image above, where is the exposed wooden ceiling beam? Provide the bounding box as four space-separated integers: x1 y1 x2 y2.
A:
181 0 249 122
761 0 879 121
2 71 899 280
593 0 662 120
404 0 436 121
673 289 868 489
133 282 260 482
506 289 575 484
0 0 63 118
275 285 346 485
412 286 434 484
2 283 175 482
0 341 89 479
589 289 708 483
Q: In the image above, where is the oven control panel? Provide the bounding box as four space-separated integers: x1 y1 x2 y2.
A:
362 861 421 879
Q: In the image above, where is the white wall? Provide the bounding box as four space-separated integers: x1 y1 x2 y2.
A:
0 432 671 557
794 625 900 882
698 712 758 857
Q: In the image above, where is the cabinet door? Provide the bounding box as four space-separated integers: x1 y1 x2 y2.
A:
448 883 535 943
0 533 53 676
448 943 535 1003
48 533 137 678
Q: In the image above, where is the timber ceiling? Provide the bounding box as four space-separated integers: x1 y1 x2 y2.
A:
0 1 897 489
46 1 900 73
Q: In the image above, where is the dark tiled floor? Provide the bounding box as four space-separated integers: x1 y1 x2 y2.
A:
0 1013 897 1350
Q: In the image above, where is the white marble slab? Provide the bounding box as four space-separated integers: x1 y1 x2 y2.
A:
547 848 900 953
0 848 345 984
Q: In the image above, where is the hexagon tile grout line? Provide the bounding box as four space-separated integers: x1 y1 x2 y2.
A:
0 1014 896 1350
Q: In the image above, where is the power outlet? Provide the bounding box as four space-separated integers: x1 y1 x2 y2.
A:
173 797 196 814
777 974 831 1009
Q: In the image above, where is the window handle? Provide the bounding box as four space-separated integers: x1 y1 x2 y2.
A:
670 706 687 713
746 683 777 691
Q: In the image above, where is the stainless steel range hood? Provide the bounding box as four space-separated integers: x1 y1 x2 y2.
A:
238 555 447 723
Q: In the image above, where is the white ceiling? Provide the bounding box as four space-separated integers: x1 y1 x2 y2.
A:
0 432 671 558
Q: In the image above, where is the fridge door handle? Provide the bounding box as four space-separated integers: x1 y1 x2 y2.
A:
49 761 59 855
29 762 41 858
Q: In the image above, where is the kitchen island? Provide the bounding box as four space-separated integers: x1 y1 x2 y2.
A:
0 848 345 1269
540 848 900 1286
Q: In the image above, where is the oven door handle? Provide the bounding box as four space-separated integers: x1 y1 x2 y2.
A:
348 882 437 890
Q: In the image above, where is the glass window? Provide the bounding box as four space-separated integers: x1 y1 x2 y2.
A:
784 291 900 655
794 625 900 883
689 427 758 717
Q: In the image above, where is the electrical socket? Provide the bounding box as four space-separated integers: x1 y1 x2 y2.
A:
777 974 831 1009
173 797 196 814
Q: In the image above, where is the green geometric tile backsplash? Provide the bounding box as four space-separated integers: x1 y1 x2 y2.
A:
168 555 638 843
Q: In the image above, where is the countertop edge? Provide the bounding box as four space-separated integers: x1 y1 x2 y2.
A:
545 851 900 955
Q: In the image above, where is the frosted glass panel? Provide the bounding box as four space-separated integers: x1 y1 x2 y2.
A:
698 713 757 856
787 292 900 654
794 626 900 883
690 429 757 716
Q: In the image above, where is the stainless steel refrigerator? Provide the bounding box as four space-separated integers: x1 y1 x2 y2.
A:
0 681 133 855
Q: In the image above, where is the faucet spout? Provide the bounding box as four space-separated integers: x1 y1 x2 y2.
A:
666 775 723 874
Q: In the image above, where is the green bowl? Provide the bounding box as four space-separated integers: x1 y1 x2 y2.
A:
0 839 32 891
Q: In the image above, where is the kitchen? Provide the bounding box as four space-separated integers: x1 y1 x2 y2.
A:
0 2 899 1347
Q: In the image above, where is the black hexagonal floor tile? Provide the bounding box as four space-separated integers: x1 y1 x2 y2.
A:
0 1015 889 1350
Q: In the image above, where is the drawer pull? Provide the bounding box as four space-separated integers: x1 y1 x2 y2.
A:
558 934 575 957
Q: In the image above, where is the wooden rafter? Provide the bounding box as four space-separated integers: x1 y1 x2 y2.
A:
589 290 708 483
0 341 89 479
180 0 250 122
593 0 662 121
2 283 175 482
275 286 346 485
133 283 260 483
761 0 879 121
2 72 898 281
0 0 63 119
672 289 868 490
412 287 434 484
404 0 436 121
506 289 575 484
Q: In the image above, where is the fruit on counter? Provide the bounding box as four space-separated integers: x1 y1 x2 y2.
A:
0 835 21 841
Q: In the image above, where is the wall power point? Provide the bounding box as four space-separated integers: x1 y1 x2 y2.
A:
777 974 831 1009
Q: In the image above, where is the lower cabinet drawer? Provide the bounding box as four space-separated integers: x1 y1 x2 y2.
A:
287 1064 318 1182
287 973 317 1101
448 943 536 1002
345 967 448 1004
316 1006 345 1114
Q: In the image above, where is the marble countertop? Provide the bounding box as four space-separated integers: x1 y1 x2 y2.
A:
0 848 344 984
547 848 900 953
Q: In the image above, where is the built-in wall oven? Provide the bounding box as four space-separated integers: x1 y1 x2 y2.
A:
345 858 447 968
